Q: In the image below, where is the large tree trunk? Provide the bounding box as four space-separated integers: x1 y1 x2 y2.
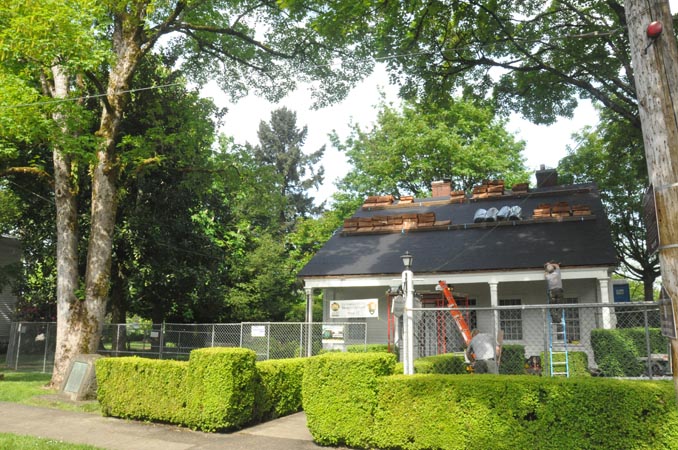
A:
50 13 146 383
50 66 82 388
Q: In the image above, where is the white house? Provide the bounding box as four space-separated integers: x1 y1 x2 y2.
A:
0 235 20 345
298 168 618 358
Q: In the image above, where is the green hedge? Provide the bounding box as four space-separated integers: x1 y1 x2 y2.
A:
591 329 645 377
414 354 467 374
303 353 678 449
302 352 396 447
256 357 306 420
541 351 590 377
96 357 188 424
97 347 270 432
499 345 525 375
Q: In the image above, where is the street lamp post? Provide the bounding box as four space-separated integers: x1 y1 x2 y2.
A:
401 251 414 375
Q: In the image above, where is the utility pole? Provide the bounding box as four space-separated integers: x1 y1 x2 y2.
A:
626 0 678 397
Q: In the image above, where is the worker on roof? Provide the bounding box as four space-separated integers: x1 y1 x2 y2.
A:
466 329 499 374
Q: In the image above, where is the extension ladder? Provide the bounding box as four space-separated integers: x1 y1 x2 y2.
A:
548 309 570 377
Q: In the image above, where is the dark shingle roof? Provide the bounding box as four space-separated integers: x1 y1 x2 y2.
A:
299 183 617 277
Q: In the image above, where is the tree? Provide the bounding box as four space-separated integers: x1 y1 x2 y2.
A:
558 110 659 300
333 99 528 199
370 0 638 128
1 0 377 386
250 107 325 231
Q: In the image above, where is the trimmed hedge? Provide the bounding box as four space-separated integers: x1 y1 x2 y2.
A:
303 352 678 449
96 357 188 424
591 329 644 377
415 354 467 374
541 351 590 377
302 352 396 448
97 347 291 432
499 344 525 375
256 357 306 420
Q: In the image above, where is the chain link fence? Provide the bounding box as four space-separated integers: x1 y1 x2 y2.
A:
408 301 671 378
5 321 367 372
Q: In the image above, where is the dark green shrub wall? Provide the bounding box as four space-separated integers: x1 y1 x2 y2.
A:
303 353 678 449
414 354 467 374
256 357 306 420
499 344 525 374
302 352 396 448
591 329 645 376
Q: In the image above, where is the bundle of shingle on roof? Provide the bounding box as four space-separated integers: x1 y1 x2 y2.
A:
343 212 451 233
533 202 592 219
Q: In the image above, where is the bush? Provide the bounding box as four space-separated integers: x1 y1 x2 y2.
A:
96 357 188 424
499 345 525 375
415 354 467 374
256 358 306 420
540 351 590 377
302 352 396 447
591 329 644 377
183 347 259 431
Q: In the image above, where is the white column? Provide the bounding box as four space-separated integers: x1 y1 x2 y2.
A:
305 287 313 357
599 278 614 329
489 282 500 336
403 269 414 375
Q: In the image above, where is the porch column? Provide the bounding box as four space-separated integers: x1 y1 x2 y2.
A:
598 278 614 329
305 287 313 357
489 282 500 336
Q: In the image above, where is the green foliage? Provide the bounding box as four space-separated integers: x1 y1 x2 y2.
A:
541 351 591 378
333 99 527 198
622 328 669 354
303 354 678 449
591 329 645 377
302 352 396 447
0 372 52 403
558 112 658 299
499 345 525 375
414 354 467 374
96 357 189 424
183 347 259 432
256 358 306 420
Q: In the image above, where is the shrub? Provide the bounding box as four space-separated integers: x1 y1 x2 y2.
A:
302 352 396 447
591 329 644 376
540 351 590 377
96 357 188 424
183 347 259 432
415 354 467 374
256 358 306 420
499 345 525 375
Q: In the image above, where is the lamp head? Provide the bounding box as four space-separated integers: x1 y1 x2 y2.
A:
401 251 413 269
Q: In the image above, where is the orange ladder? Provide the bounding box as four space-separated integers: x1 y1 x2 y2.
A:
438 280 473 346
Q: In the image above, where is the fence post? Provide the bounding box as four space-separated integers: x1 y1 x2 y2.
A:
644 305 653 379
542 308 550 376
159 323 165 359
211 324 215 347
14 322 22 371
42 323 50 374
299 323 304 358
266 323 271 361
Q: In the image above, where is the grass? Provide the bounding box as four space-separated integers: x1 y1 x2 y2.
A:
0 370 104 449
0 433 101 450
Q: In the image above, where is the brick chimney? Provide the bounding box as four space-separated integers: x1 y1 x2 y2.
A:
535 165 558 188
431 180 452 198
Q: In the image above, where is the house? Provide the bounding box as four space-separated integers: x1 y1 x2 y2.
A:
298 168 618 358
0 235 20 345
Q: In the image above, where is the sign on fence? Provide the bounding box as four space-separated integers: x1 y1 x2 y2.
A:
329 299 379 318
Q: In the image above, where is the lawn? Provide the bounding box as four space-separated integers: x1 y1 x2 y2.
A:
0 370 104 449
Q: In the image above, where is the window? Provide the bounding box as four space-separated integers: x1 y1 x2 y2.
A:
500 299 523 340
563 298 581 342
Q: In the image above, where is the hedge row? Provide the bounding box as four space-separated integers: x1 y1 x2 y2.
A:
96 348 306 431
303 352 678 449
591 328 670 377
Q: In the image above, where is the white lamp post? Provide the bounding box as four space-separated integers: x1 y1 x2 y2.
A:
401 251 414 375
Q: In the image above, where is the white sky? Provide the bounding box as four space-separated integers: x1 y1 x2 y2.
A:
205 63 597 204
204 1 678 205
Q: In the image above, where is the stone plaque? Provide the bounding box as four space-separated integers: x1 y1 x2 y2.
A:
60 354 102 401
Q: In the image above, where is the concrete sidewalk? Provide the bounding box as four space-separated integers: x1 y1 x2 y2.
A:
0 402 347 450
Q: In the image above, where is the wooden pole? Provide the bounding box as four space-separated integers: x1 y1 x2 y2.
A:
626 0 678 400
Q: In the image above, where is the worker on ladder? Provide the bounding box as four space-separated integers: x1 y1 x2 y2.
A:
466 329 500 374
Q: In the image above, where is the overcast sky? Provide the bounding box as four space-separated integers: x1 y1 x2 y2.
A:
205 0 678 205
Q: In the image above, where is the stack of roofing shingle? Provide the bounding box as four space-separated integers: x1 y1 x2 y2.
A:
551 202 571 218
417 212 436 227
450 190 466 203
572 204 592 216
363 195 394 208
512 182 529 194
472 180 505 199
399 195 414 204
533 203 552 219
472 185 488 199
